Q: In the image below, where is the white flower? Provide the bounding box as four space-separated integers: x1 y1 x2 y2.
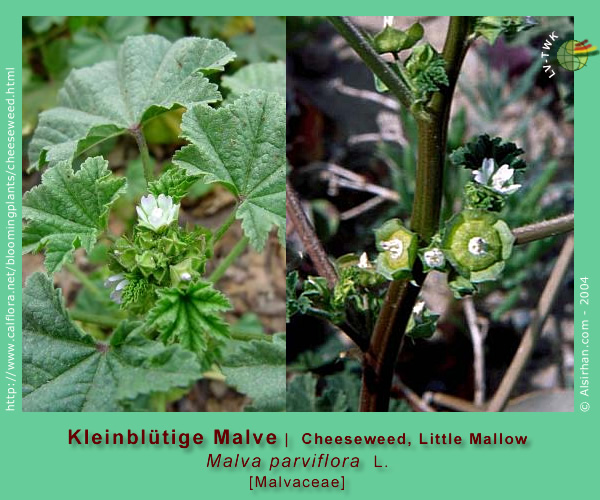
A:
180 272 192 281
381 238 404 260
468 237 488 256
473 158 521 195
136 194 179 232
358 252 371 269
424 248 445 268
383 16 394 27
412 300 425 320
104 274 129 304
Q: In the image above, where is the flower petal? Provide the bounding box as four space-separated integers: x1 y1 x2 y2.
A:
140 194 156 214
500 183 521 195
481 158 495 182
492 164 514 186
136 205 149 224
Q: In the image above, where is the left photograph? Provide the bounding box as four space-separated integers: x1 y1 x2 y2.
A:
21 16 286 412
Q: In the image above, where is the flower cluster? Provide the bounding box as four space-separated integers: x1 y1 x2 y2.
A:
105 193 210 308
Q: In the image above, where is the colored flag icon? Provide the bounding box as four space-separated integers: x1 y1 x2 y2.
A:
574 40 598 55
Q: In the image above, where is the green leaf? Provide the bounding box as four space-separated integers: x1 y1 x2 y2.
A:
222 61 286 103
230 17 285 62
147 281 231 355
286 372 351 412
23 156 126 274
28 16 66 34
286 271 310 322
405 43 449 102
148 165 198 203
29 34 236 170
286 373 318 411
154 17 186 42
450 134 526 171
68 17 149 68
174 90 285 250
474 16 536 44
221 333 286 411
22 273 201 412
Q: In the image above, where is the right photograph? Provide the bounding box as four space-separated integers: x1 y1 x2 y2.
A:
286 16 575 412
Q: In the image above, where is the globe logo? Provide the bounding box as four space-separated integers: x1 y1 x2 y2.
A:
557 40 589 71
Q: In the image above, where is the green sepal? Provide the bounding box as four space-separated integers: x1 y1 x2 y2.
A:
447 271 477 298
109 224 212 310
373 22 424 55
442 210 515 284
405 23 425 49
418 236 449 272
169 258 199 287
375 219 418 281
135 251 157 277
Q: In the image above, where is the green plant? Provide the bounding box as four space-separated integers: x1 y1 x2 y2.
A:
286 16 573 412
22 28 286 412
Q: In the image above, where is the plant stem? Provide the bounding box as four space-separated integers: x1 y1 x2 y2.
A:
209 236 249 284
64 262 104 299
487 235 575 411
360 17 472 412
486 234 574 412
132 126 153 183
287 180 370 350
425 391 483 412
230 331 274 342
286 179 338 287
513 213 574 245
327 16 415 110
70 309 121 328
463 296 488 407
212 209 237 244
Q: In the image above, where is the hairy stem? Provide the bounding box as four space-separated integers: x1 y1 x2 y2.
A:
486 234 574 412
132 127 153 184
212 209 238 244
209 236 249 284
327 16 415 109
65 262 104 299
286 179 338 287
70 309 121 328
513 213 574 245
360 17 472 412
230 331 274 342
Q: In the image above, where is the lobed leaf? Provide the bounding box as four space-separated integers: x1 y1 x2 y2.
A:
221 333 286 412
22 273 201 412
222 61 286 102
68 16 149 68
147 281 232 355
450 134 527 171
29 34 236 170
148 165 199 202
230 17 285 63
23 156 126 274
174 90 285 250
